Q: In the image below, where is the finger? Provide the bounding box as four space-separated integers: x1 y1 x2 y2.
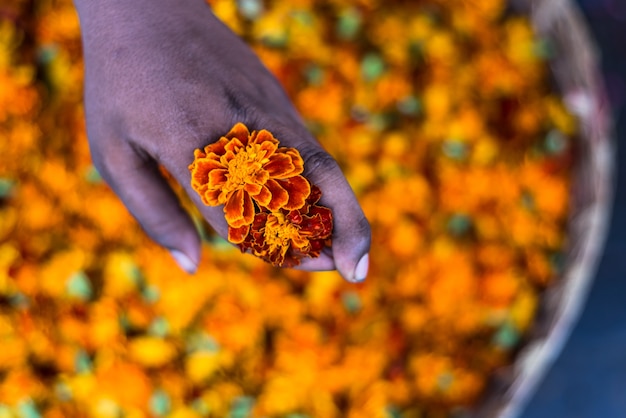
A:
273 126 372 282
296 247 336 272
92 141 201 273
305 151 371 282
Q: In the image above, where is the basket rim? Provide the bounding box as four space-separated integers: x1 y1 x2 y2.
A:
477 1 616 417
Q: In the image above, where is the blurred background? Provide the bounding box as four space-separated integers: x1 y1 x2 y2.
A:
522 0 626 416
0 0 622 416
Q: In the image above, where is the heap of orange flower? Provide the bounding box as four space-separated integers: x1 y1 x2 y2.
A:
0 0 578 416
189 123 333 266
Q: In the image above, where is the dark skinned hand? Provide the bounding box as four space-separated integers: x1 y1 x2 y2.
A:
74 0 371 282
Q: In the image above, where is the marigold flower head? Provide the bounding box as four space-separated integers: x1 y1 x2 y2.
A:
190 123 332 266
230 185 333 267
189 123 311 228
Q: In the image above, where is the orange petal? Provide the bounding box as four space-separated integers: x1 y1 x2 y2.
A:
290 234 310 251
224 189 251 228
252 212 268 229
231 191 255 228
203 188 223 206
256 135 279 154
307 184 323 205
311 206 333 237
281 254 302 268
297 215 317 237
244 182 263 196
252 169 270 185
207 169 228 188
224 189 243 225
301 209 333 238
268 247 288 267
220 150 237 165
225 123 251 145
254 129 280 147
284 148 305 175
204 137 229 156
190 159 223 190
193 148 207 160
280 176 311 210
241 192 256 227
195 184 210 205
253 185 272 207
228 224 250 244
264 179 289 211
224 137 246 154
307 238 327 258
264 153 296 179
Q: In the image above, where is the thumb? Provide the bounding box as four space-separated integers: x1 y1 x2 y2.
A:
91 141 201 273
294 143 372 283
302 147 371 282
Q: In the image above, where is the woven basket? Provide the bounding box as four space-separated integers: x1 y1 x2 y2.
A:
475 0 614 417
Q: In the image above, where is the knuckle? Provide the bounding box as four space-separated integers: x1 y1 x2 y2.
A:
302 149 340 179
354 215 372 243
223 87 251 126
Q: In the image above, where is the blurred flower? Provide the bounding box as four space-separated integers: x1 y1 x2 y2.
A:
95 362 151 410
128 336 177 368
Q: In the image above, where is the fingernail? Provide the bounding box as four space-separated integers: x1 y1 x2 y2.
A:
353 253 369 282
170 249 197 274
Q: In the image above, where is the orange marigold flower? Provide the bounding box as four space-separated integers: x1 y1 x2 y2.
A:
189 123 311 228
230 185 333 267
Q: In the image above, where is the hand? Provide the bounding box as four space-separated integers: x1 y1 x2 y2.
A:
74 0 371 282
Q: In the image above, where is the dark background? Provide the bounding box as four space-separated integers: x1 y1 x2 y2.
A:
522 0 626 416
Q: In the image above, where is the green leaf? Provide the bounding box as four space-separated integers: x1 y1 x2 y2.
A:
341 291 362 314
533 39 554 59
149 390 171 417
54 382 73 401
148 317 170 337
229 396 255 418
74 349 92 374
237 0 263 20
84 165 102 184
66 271 93 301
17 399 41 418
337 8 362 40
544 129 568 155
186 332 220 354
437 372 454 391
0 179 15 198
305 65 324 86
142 284 160 303
447 214 472 236
361 53 385 81
397 96 422 115
492 322 520 349
192 398 210 415
442 139 468 160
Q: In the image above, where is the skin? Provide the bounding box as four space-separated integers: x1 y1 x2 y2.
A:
73 0 371 282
